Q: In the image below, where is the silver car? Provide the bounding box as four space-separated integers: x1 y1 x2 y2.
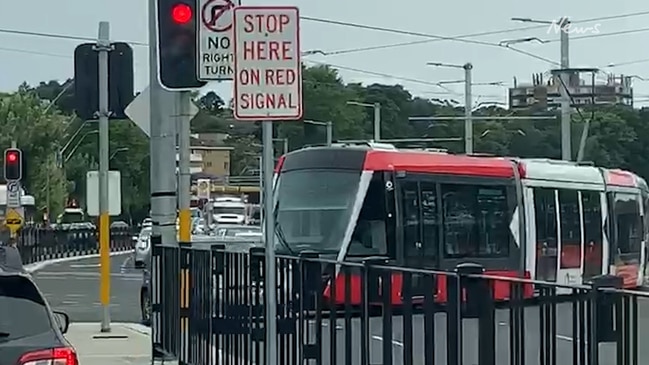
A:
134 227 152 268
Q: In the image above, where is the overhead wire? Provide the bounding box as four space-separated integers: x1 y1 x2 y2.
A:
1 10 649 98
301 10 649 57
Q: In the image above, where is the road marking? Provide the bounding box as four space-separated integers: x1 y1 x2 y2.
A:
121 255 133 269
70 264 101 268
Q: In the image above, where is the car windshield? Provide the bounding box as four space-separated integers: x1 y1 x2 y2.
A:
274 169 361 253
0 275 54 341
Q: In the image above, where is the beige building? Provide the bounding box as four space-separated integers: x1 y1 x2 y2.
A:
191 146 233 176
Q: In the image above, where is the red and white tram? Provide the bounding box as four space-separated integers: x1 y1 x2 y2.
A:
272 143 648 304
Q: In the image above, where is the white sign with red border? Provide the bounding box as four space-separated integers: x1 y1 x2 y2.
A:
197 0 240 80
232 6 302 120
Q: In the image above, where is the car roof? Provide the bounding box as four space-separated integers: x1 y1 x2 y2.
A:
0 246 26 274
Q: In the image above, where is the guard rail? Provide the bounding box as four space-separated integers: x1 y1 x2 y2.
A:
17 226 134 265
150 242 647 365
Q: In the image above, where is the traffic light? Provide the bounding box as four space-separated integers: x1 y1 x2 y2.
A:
157 0 206 90
74 42 135 120
4 148 22 181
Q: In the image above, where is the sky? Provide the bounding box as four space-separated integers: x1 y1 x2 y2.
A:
2 0 649 107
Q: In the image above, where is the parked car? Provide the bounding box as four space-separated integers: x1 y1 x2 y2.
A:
134 227 153 268
0 263 75 364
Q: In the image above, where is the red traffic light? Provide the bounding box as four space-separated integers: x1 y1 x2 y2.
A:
6 152 17 163
171 3 192 24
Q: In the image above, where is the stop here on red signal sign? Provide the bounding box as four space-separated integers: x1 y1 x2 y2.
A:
233 6 302 121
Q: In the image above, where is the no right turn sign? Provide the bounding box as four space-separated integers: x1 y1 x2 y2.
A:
198 0 241 80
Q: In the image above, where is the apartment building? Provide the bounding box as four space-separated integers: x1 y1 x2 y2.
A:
508 72 633 110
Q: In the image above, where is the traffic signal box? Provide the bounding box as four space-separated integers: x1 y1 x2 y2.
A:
157 0 206 90
4 148 22 181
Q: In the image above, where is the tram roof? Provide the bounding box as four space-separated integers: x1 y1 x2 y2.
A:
278 146 645 186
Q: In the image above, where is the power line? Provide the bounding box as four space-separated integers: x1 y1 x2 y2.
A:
302 10 649 56
0 10 648 67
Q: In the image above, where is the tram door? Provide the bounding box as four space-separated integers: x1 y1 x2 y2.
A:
399 179 439 296
555 189 584 290
534 188 593 290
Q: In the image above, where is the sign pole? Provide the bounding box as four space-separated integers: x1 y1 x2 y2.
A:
261 120 277 364
232 7 301 365
96 21 112 333
177 91 192 243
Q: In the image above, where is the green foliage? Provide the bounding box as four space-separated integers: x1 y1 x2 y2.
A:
0 86 69 216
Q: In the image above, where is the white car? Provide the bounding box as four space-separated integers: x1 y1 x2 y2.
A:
134 227 152 268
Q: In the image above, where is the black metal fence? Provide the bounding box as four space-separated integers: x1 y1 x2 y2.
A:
16 226 133 264
153 242 648 365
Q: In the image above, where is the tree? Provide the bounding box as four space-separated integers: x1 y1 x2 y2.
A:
0 85 70 216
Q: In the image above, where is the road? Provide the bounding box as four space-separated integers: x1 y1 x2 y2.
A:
32 253 143 323
221 296 649 365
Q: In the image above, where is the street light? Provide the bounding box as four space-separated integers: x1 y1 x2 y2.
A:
65 130 98 163
109 147 129 161
346 101 381 141
303 120 333 146
426 62 473 154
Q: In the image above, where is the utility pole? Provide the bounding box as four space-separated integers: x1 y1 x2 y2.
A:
373 103 381 141
463 63 473 154
559 17 571 160
426 62 476 154
96 21 112 333
326 121 333 146
346 102 380 141
177 92 191 243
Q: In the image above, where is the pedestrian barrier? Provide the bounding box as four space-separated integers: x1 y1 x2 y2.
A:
16 226 134 265
153 242 647 365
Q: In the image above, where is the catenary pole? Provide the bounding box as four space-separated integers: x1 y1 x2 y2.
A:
463 62 473 154
559 17 571 160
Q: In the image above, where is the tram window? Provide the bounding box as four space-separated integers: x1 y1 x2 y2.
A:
441 184 509 258
420 183 438 258
534 188 557 248
558 189 581 269
614 193 642 255
581 191 602 247
401 182 420 258
349 175 387 255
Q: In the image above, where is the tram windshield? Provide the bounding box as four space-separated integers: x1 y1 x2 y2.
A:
274 169 362 254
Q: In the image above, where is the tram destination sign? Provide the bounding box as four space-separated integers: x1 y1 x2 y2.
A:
232 6 302 120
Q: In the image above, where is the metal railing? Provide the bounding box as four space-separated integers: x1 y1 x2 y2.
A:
153 243 645 365
16 226 134 264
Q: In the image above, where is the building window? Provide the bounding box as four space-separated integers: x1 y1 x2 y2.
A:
224 162 229 171
205 162 212 167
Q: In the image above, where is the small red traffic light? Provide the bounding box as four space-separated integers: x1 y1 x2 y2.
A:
6 152 17 163
171 3 192 24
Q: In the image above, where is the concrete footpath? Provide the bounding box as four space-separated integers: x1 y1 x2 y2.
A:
65 323 151 364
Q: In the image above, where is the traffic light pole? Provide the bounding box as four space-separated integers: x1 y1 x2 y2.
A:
149 0 179 356
96 21 112 333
